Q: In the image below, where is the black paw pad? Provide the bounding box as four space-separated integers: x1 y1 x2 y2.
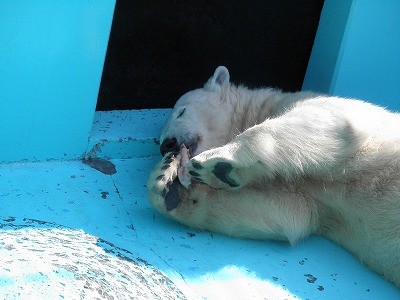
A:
156 175 164 181
165 180 181 211
164 158 173 164
161 164 170 170
189 171 200 177
212 162 239 188
165 153 174 159
192 162 203 170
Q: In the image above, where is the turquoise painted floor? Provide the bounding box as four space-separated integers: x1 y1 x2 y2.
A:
0 110 399 299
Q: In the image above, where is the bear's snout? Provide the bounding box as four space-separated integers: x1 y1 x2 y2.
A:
160 137 180 155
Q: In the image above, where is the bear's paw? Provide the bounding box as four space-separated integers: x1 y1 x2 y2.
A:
184 155 242 190
147 152 182 212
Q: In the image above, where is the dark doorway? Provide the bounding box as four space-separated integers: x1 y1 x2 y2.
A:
97 0 324 110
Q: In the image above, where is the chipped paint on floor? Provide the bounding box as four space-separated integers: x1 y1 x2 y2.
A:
0 110 399 299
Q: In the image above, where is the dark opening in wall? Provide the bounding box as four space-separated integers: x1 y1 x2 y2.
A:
97 0 324 110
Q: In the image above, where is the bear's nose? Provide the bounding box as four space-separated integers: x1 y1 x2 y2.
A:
160 137 179 156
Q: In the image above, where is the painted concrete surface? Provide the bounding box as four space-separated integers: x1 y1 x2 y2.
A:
0 1 115 163
0 218 185 300
303 0 400 110
302 0 352 94
86 109 171 160
1 110 399 299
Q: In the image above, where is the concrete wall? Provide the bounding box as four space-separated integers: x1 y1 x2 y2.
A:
0 1 115 163
303 0 400 110
2 0 399 162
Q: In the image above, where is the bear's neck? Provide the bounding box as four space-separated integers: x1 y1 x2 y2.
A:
227 85 302 134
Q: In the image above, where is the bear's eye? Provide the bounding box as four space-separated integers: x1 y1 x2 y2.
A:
177 108 186 119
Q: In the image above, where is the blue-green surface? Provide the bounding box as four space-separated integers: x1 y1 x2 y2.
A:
0 110 399 299
86 109 171 159
0 1 115 163
303 0 400 110
302 0 352 94
1 1 399 297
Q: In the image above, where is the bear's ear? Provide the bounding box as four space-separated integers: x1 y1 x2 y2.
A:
204 66 230 92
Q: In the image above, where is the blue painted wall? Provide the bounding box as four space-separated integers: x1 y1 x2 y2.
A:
303 0 400 111
0 1 115 163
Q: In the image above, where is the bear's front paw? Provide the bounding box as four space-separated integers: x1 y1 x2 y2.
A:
147 152 182 212
184 154 242 190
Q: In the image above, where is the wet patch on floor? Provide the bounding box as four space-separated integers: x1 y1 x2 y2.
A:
82 157 117 175
0 217 186 299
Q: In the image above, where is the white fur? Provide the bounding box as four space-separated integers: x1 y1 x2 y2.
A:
148 66 400 287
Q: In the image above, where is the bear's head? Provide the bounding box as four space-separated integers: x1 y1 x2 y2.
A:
160 66 235 157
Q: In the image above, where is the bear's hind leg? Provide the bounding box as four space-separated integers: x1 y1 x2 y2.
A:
148 152 317 244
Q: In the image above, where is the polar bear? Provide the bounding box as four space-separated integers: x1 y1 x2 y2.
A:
147 66 400 287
